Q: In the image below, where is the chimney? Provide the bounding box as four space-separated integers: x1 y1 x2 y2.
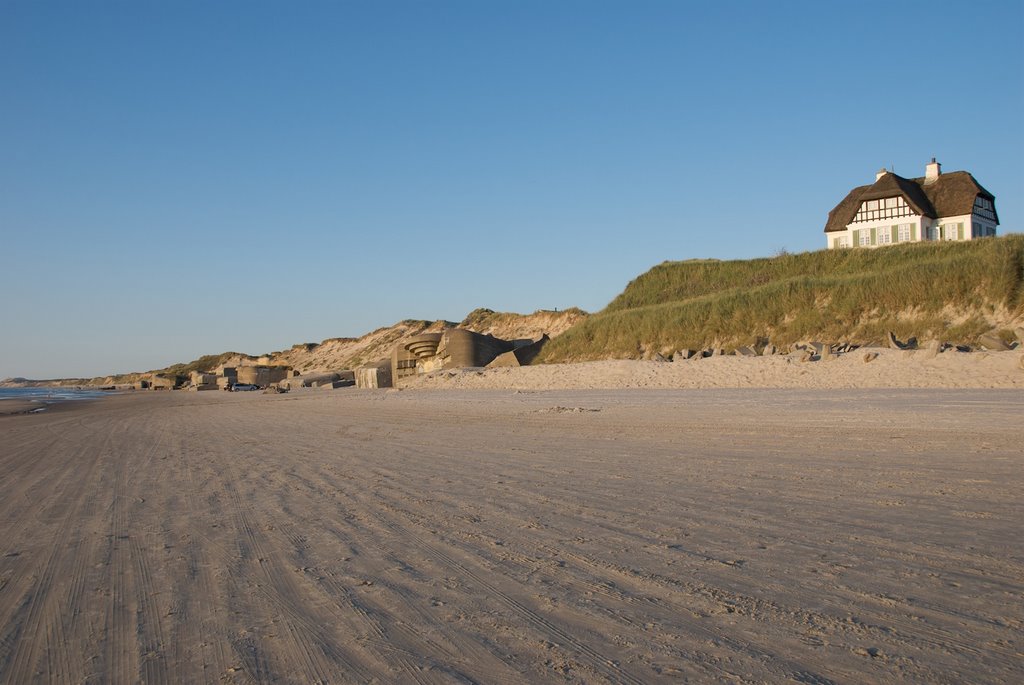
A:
925 157 941 184
875 168 888 182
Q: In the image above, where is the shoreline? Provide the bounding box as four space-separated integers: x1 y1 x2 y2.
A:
0 398 48 416
0 394 104 417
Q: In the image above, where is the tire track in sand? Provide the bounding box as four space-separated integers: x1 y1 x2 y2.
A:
209 449 377 684
0 413 113 683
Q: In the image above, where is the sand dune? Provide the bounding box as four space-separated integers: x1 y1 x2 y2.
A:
0 388 1021 683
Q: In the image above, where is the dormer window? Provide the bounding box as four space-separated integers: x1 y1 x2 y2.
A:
973 196 996 220
853 195 914 222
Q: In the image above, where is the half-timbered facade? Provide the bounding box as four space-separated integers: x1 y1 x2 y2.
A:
824 159 999 249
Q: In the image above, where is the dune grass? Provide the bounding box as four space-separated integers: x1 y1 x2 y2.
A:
539 235 1024 362
460 307 588 330
156 352 253 378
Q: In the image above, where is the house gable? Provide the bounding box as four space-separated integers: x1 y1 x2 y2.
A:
825 167 997 233
917 171 998 224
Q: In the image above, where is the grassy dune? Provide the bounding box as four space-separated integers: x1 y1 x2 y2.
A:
539 235 1024 362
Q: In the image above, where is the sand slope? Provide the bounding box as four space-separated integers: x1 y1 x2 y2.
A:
0 389 1021 683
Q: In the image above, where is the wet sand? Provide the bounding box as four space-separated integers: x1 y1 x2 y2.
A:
0 389 1021 683
0 399 46 416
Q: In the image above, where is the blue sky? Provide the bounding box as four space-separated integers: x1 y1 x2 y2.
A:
2 0 1022 378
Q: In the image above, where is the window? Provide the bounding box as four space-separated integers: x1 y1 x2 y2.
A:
838 235 850 248
927 225 940 241
973 196 996 220
877 227 891 245
943 223 960 241
859 230 871 247
898 224 912 242
853 196 914 223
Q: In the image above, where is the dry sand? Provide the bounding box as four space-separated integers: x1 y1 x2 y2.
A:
0 383 1021 683
404 348 1024 390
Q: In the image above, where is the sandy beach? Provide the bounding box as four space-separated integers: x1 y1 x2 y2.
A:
0 381 1021 684
404 348 1024 390
0 400 45 416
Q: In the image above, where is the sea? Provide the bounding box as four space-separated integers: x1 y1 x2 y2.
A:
0 387 111 403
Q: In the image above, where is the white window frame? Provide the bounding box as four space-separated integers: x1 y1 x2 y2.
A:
898 224 912 242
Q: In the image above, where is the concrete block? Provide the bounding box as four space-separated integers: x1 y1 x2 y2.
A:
356 360 393 389
978 332 1010 351
320 380 355 389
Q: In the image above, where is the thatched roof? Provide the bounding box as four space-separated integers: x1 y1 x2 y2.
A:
824 170 997 233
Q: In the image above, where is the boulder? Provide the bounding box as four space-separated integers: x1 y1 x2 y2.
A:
735 346 758 357
863 352 879 363
761 344 777 356
673 349 695 361
921 340 941 360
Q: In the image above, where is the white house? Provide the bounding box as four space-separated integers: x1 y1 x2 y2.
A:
824 159 998 249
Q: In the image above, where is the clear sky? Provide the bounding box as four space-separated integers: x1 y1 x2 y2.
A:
2 0 1022 379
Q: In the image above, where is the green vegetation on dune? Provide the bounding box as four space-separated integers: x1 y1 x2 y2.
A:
539 235 1024 362
460 307 589 329
155 352 253 378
